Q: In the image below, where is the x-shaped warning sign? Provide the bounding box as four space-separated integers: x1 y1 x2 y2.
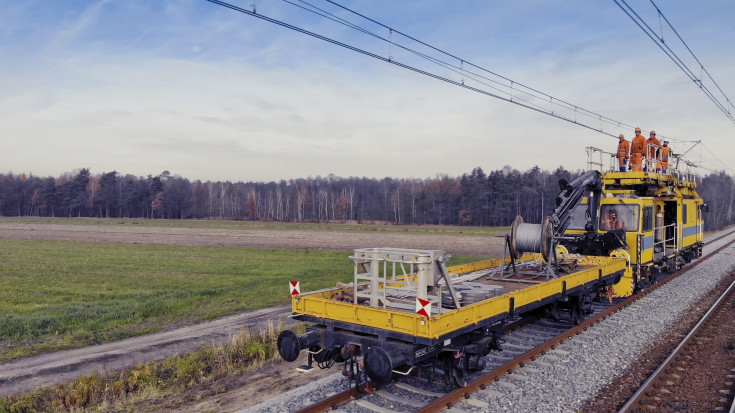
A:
415 297 431 317
289 281 300 295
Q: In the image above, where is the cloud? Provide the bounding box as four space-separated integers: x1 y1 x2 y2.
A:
54 0 112 44
1 0 733 181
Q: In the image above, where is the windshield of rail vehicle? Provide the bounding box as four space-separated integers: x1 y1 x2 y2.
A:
599 204 639 231
566 203 640 232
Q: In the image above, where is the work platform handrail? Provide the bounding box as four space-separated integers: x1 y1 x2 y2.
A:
653 222 679 257
586 146 698 184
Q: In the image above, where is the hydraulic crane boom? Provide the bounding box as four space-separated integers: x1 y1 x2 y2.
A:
552 170 602 237
551 170 626 255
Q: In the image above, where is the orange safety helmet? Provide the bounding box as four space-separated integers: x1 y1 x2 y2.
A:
635 127 641 133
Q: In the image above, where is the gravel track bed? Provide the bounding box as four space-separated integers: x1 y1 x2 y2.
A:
586 274 735 412
450 238 735 412
237 372 351 413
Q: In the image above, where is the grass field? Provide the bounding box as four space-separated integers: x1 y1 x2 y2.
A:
0 216 508 237
0 238 489 360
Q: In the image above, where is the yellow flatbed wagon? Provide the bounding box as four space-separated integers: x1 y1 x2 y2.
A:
278 248 626 386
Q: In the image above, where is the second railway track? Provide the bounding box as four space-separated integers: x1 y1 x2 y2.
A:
619 277 735 412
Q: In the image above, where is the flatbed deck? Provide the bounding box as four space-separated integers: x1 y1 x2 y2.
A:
291 253 626 343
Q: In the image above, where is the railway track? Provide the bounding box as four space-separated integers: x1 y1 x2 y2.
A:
281 228 735 413
618 278 735 412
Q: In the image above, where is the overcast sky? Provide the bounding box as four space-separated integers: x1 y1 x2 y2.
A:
1 0 733 182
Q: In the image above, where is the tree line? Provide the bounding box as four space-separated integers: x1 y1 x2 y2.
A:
0 166 732 231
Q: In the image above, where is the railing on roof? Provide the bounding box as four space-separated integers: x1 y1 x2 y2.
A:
585 146 698 184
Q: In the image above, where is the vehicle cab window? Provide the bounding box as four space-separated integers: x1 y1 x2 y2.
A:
642 206 653 232
600 204 640 231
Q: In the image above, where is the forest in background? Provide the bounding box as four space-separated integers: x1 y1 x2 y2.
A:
0 166 733 231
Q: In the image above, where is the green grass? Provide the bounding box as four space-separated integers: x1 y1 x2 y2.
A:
0 323 285 413
0 216 508 237
0 238 488 360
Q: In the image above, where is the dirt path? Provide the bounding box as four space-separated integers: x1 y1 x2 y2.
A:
0 222 504 256
0 305 294 397
146 352 340 412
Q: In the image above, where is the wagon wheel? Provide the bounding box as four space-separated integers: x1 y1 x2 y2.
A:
666 257 676 273
452 367 467 388
569 298 582 325
442 354 467 388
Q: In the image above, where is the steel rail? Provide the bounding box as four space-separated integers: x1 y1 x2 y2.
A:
293 382 372 413
618 278 735 412
705 226 735 245
294 228 735 413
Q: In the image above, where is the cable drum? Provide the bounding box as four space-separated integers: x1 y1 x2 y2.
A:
509 216 554 261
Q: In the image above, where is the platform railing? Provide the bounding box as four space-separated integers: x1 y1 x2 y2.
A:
586 146 617 172
654 222 679 258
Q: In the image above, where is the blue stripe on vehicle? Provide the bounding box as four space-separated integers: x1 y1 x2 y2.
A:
682 225 699 238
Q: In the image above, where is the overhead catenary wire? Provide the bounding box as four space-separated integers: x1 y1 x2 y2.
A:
648 0 735 117
700 143 735 174
288 0 562 116
318 0 644 139
285 0 705 147
614 0 735 125
203 0 637 139
289 0 616 130
203 0 727 172
313 0 730 165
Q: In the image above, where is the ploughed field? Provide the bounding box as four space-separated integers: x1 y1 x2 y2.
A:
0 218 503 361
0 217 504 256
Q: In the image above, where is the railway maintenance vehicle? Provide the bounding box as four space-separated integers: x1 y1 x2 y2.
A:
277 147 705 388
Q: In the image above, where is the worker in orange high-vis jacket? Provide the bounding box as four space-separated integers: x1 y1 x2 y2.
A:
616 134 630 172
646 130 661 172
630 127 646 172
660 140 671 173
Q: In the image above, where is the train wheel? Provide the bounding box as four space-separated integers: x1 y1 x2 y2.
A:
441 353 467 388
569 298 582 325
666 257 676 273
452 367 467 388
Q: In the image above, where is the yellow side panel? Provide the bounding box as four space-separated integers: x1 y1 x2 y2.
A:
428 297 509 337
612 266 634 297
624 232 639 264
293 256 626 339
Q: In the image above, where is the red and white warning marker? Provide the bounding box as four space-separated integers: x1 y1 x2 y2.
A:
289 281 300 295
415 297 431 318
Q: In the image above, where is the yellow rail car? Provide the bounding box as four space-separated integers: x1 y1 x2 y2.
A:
279 249 625 386
562 170 704 296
